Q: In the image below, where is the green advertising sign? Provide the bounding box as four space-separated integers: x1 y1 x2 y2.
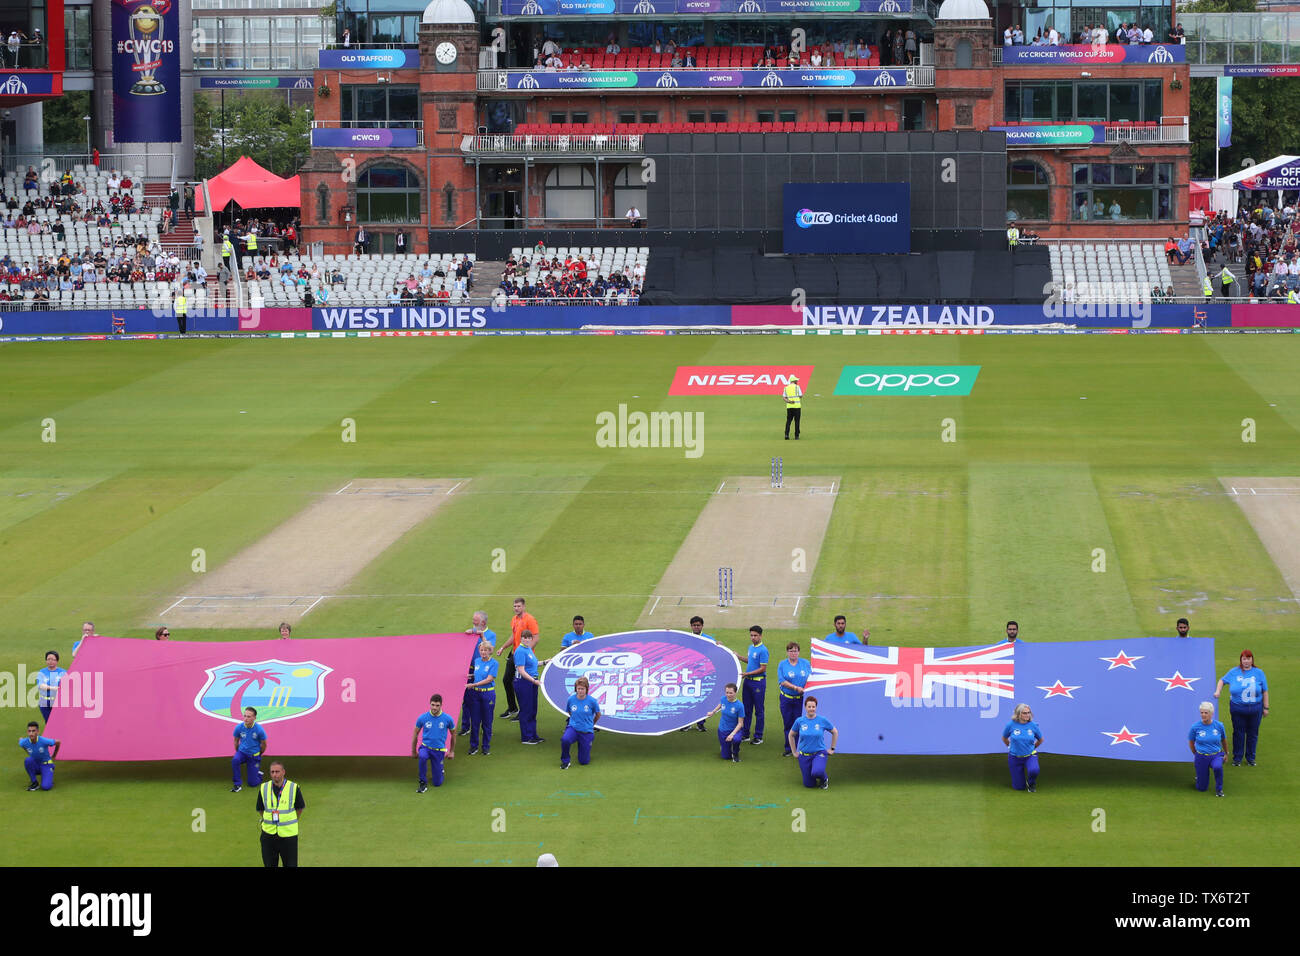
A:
834 366 982 396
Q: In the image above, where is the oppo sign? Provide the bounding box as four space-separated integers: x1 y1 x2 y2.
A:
833 365 982 396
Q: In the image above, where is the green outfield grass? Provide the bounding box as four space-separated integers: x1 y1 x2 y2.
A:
0 334 1296 866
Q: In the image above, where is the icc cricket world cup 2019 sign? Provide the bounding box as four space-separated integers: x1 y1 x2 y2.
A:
541 630 742 735
112 0 181 143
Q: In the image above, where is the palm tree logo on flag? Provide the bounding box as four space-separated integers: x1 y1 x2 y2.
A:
194 660 334 724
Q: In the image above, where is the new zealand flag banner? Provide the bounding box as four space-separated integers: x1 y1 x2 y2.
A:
810 637 1214 761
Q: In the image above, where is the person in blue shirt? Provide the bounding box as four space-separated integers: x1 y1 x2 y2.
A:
709 682 746 762
1005 621 1019 643
1214 648 1269 767
1001 702 1043 792
232 706 268 793
789 696 837 789
459 611 496 736
1188 701 1227 796
412 694 456 793
824 615 861 647
560 615 589 649
560 676 602 769
466 640 498 755
21 721 60 791
741 625 769 744
37 651 67 723
514 631 544 744
777 641 812 756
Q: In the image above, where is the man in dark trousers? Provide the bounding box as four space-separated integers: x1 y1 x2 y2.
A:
354 226 370 256
782 374 803 440
256 761 305 867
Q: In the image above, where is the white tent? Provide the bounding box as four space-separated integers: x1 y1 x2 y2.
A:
1211 154 1300 217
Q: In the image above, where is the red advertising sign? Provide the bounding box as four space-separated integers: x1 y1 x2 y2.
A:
670 365 814 395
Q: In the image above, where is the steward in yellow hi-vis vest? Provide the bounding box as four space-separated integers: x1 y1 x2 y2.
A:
257 762 305 867
1007 224 1020 250
1203 276 1213 300
244 231 258 253
174 292 188 335
783 375 803 441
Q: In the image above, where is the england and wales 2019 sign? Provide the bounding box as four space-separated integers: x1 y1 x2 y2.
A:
112 0 181 143
541 630 741 734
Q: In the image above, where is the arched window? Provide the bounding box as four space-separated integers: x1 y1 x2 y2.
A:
613 165 648 221
316 182 330 224
1007 159 1050 222
955 39 972 69
357 166 420 223
543 166 595 220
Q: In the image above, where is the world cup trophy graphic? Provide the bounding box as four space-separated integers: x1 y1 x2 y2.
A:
128 1 168 96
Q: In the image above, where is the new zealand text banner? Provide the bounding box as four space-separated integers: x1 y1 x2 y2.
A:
112 0 181 143
810 637 1214 761
48 634 479 760
541 630 741 735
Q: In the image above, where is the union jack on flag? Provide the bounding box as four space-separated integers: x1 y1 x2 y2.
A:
807 639 1015 699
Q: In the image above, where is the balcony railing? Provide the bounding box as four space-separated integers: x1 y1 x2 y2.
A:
463 134 645 155
1104 121 1189 144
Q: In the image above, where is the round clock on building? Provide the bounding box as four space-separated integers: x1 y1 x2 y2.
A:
435 41 458 65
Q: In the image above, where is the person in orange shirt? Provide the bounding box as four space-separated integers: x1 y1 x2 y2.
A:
497 598 540 720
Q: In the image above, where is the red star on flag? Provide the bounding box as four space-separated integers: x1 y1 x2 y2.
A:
1101 725 1148 746
1036 680 1081 699
1155 671 1199 691
1099 649 1144 670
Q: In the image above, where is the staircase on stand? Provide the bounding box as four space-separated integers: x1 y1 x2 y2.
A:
143 182 198 251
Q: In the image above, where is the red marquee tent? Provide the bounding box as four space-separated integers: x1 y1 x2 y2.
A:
196 156 300 212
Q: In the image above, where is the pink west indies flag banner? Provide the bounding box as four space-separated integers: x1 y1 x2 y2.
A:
47 634 478 760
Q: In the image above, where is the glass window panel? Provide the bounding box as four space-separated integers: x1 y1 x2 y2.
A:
1093 189 1153 220
1232 16 1258 41
847 111 865 123
1109 82 1141 122
640 112 659 123
246 18 271 70
778 110 796 123
687 111 705 123
1073 164 1088 186
1143 80 1161 123
1158 189 1171 220
363 168 408 189
1203 43 1228 64
222 18 245 70
354 88 387 124
1203 14 1229 41
1232 43 1256 63
1004 84 1020 122
1134 163 1154 185
1091 164 1112 185
1181 14 1202 40
1026 84 1055 121
389 87 419 125
1112 165 1134 185
1073 191 1092 220
1056 82 1072 121
1261 14 1285 43
194 17 218 70
1077 84 1107 121
1006 189 1049 221
1158 164 1172 185
709 111 728 123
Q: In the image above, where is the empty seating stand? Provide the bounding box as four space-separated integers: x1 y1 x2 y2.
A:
1048 241 1173 303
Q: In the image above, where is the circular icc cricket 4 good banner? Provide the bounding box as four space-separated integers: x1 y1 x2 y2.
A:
541 630 741 735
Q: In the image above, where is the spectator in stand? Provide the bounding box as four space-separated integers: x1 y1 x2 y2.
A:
1142 25 1154 44
1002 25 1012 46
1048 26 1060 45
1169 24 1185 44
684 49 696 67
905 28 917 63
809 48 823 66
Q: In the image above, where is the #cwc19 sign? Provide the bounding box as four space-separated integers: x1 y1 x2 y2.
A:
112 0 181 143
541 630 741 734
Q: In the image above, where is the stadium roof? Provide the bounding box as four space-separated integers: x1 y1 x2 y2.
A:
197 156 301 212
